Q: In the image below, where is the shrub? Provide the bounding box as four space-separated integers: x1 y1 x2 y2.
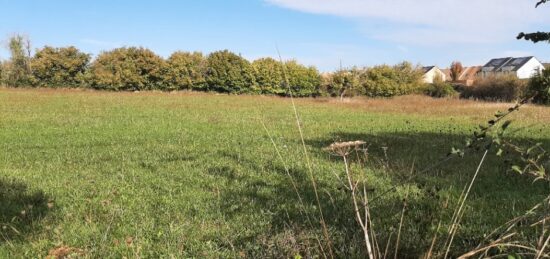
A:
424 75 458 98
461 75 528 102
0 61 5 87
31 46 90 88
528 69 550 105
252 57 285 95
283 60 321 97
88 47 167 91
323 67 364 98
205 50 257 94
165 51 207 91
4 34 32 87
361 62 424 97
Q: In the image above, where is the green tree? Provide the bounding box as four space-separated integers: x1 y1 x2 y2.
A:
165 51 207 91
283 60 321 97
528 69 550 104
0 60 5 86
205 50 257 94
517 1 550 43
252 57 285 95
361 62 424 97
4 34 32 87
88 47 167 91
326 67 363 99
31 46 90 88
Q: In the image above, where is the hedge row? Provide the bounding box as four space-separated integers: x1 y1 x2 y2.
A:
0 46 322 97
0 44 427 97
4 43 545 102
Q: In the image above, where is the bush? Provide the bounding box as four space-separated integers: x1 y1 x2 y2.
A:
88 47 167 91
205 50 257 94
461 75 528 102
165 51 207 91
361 62 424 97
424 76 458 98
0 61 5 87
31 46 90 88
323 68 363 98
283 60 321 97
252 58 285 95
528 69 550 105
4 35 32 87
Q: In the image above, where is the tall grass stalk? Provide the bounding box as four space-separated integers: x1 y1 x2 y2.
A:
444 149 489 259
259 120 326 254
277 48 334 258
394 185 410 259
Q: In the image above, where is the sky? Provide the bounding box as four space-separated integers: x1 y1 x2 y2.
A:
0 0 549 71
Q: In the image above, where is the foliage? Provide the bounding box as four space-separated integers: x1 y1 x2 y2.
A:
450 61 463 82
0 61 5 86
424 76 458 98
461 75 528 102
361 62 424 97
323 68 364 98
88 47 167 91
205 50 257 94
31 46 90 88
283 60 321 97
252 57 285 95
164 51 207 91
3 34 32 87
528 69 550 104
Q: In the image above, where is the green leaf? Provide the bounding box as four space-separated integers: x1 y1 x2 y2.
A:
511 165 523 174
496 149 503 156
501 120 512 131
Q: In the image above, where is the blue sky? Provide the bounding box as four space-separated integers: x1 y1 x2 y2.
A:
1 0 549 71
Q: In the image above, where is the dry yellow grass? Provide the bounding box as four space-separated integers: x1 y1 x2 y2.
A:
2 88 548 124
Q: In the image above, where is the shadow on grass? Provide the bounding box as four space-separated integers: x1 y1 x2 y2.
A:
213 131 550 257
0 178 51 243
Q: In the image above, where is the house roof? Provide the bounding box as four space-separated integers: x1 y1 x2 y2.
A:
440 66 481 81
422 66 435 73
459 66 482 80
441 68 452 80
482 56 535 72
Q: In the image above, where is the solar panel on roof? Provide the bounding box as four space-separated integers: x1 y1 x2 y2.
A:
511 58 527 65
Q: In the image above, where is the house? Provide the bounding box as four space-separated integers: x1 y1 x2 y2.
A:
458 66 482 86
422 66 446 84
480 56 544 79
441 66 482 86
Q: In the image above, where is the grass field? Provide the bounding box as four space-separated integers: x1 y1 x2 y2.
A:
0 88 549 258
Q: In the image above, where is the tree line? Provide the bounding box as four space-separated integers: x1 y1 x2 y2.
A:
0 35 427 98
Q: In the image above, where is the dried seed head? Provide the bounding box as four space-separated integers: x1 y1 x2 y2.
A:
324 141 366 156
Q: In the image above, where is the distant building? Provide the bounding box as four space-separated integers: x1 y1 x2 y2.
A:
458 66 482 86
441 66 481 86
422 66 446 84
480 56 544 79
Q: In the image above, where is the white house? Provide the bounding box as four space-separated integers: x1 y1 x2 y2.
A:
480 56 544 79
422 66 446 84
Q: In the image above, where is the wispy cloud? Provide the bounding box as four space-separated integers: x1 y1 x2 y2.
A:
266 0 548 45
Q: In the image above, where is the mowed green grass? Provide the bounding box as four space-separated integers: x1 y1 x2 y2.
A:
0 88 549 258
